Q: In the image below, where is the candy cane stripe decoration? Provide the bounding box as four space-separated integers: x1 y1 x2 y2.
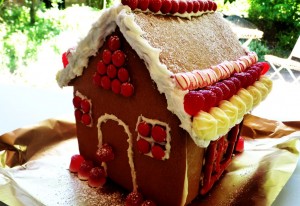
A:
174 52 260 90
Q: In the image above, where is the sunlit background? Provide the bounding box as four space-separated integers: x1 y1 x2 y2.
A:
0 0 299 87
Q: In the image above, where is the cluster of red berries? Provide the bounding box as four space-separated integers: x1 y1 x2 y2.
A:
93 34 134 97
136 121 168 160
69 154 106 188
73 95 92 126
121 0 217 14
125 191 157 206
184 62 267 116
69 144 114 188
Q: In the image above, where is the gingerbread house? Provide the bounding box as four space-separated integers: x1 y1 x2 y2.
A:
56 1 272 205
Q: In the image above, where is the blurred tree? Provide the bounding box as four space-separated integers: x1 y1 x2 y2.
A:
29 0 36 24
248 0 300 56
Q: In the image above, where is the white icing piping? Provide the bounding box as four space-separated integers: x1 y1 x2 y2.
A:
181 152 189 206
136 115 171 160
97 113 138 191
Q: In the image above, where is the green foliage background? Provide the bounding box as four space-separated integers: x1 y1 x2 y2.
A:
0 0 299 74
248 0 300 57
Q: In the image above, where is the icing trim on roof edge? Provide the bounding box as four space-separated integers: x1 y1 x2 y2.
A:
121 0 218 20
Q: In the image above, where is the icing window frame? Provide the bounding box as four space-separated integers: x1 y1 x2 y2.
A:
135 115 171 160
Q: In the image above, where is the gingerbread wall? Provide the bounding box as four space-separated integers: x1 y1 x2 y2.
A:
70 29 206 205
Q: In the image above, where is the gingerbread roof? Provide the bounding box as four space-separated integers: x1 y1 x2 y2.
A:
56 2 272 147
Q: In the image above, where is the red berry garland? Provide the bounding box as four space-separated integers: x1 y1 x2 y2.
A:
182 62 265 116
122 0 217 14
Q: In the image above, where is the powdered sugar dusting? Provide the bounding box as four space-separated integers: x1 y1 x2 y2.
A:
134 12 245 73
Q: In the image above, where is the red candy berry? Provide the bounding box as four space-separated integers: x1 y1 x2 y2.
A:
212 1 217 11
108 35 121 52
247 69 260 81
138 121 151 137
151 145 165 160
111 79 122 94
88 166 106 188
186 0 193 13
69 154 84 173
101 76 111 90
198 0 204 11
183 91 205 116
121 82 134 97
107 64 117 79
96 143 115 163
123 0 139 10
81 99 90 113
178 0 187 14
126 191 144 206
138 0 150 11
75 109 83 121
207 0 214 11
170 0 179 14
202 0 208 11
235 136 244 153
233 72 248 88
78 160 93 180
243 72 255 86
198 90 217 112
73 96 82 108
112 50 126 67
102 49 112 64
206 85 223 106
151 125 167 142
118 68 130 82
141 200 157 206
97 60 107 75
149 0 162 13
62 52 69 68
160 0 172 13
222 79 237 98
137 138 151 154
229 76 242 91
257 62 270 75
193 0 200 13
81 114 92 125
214 81 231 100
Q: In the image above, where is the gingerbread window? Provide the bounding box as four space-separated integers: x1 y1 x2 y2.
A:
72 90 93 127
135 116 171 160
